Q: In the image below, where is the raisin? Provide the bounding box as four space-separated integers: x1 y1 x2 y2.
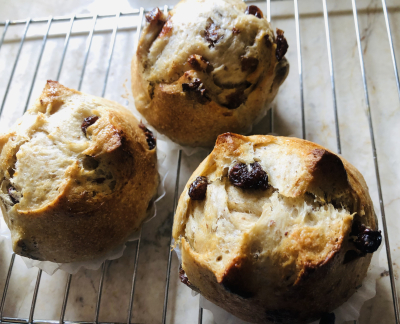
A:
276 28 289 61
241 56 259 72
205 18 223 48
264 34 272 48
179 264 190 286
81 116 99 135
245 5 264 19
145 8 164 24
179 264 200 293
351 221 382 254
232 27 240 35
139 122 156 150
225 89 245 109
229 162 269 190
188 176 208 200
319 312 335 324
8 186 19 204
159 18 173 37
187 55 213 73
182 78 210 104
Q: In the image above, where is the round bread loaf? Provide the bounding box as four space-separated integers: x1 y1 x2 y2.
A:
173 133 381 323
132 0 289 147
0 81 159 263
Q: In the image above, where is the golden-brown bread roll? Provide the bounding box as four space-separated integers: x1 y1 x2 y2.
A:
0 81 159 263
132 0 289 147
173 133 381 323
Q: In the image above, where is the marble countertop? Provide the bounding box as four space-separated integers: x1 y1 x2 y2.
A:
0 0 399 323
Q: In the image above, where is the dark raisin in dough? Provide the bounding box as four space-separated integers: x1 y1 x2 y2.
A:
8 186 19 204
245 5 264 19
188 176 208 200
81 116 99 135
205 18 223 47
241 56 259 72
179 264 200 293
182 78 209 104
139 122 156 150
145 8 164 24
229 162 269 190
351 221 382 254
276 28 289 61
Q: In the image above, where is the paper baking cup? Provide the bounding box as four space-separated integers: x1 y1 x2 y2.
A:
173 244 383 324
0 139 169 275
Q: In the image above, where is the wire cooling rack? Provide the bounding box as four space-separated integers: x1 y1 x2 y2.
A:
0 0 399 323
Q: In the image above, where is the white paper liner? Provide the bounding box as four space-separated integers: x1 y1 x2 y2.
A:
173 244 383 324
0 138 169 275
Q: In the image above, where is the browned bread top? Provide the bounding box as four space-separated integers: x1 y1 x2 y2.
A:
0 81 159 263
173 133 380 323
132 0 289 147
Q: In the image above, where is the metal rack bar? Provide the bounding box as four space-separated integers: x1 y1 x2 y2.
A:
321 1 354 322
352 0 400 323
101 12 120 97
56 16 75 82
134 8 144 49
78 15 97 91
293 0 305 140
322 0 341 154
59 274 72 324
267 0 274 134
93 11 124 321
56 16 78 324
127 229 142 324
197 307 203 324
28 270 43 324
0 20 10 50
0 254 15 321
0 1 302 27
162 149 183 324
94 262 108 324
125 8 144 324
2 320 147 324
0 11 140 26
0 19 30 119
382 0 400 101
23 17 53 113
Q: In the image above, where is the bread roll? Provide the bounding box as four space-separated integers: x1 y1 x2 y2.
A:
132 0 289 147
173 133 381 323
0 81 159 263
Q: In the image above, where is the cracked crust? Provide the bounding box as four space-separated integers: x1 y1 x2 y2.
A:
131 0 289 147
173 133 377 323
0 81 159 263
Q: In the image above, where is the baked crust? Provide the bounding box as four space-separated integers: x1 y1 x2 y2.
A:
0 81 159 263
173 133 378 323
131 0 289 147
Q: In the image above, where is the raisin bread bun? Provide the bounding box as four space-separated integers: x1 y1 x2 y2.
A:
131 0 289 147
173 133 381 324
0 81 159 263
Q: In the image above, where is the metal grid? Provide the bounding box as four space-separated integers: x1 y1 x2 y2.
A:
0 0 398 323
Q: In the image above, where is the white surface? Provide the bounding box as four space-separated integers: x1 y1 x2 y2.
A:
0 0 399 323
